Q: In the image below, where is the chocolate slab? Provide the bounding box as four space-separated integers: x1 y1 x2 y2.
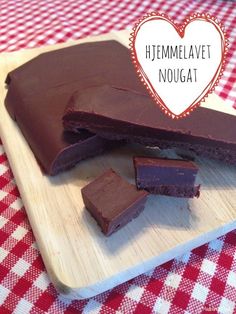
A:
134 157 200 198
63 85 236 164
5 40 145 175
81 169 149 236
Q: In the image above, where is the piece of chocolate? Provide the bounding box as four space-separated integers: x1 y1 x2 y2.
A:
63 85 236 164
5 40 145 175
81 169 149 236
133 157 200 198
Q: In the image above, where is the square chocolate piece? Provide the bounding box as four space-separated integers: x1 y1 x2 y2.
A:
81 169 149 236
134 157 200 198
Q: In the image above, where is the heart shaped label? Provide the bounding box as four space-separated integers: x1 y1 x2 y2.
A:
130 13 227 118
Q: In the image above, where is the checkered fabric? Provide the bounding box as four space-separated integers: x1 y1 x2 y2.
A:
0 0 235 313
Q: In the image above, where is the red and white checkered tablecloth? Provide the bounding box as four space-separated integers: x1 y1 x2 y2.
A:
0 0 235 313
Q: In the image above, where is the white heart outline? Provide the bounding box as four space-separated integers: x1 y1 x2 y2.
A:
130 12 228 119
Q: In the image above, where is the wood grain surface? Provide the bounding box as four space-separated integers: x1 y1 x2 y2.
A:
0 30 235 299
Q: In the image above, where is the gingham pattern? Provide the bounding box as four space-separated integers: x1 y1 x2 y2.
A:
0 0 235 108
0 1 235 313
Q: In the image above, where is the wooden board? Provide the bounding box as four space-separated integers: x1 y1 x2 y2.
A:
0 30 236 300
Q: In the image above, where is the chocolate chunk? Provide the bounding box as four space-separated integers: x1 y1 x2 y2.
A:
134 157 200 198
5 40 144 175
63 85 236 165
81 169 149 236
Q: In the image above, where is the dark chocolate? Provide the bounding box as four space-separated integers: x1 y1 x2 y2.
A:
134 157 200 198
81 169 149 236
63 85 236 164
5 40 144 175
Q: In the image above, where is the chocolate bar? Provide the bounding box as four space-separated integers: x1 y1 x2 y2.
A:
134 157 200 198
81 169 149 236
63 85 236 164
5 40 144 175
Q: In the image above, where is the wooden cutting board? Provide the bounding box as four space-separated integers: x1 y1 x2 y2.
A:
0 30 235 300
